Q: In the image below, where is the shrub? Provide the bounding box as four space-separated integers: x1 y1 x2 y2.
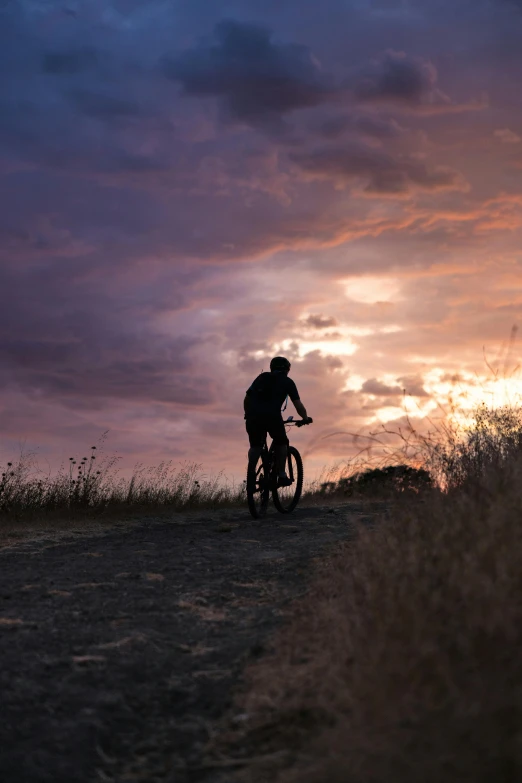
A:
316 465 432 498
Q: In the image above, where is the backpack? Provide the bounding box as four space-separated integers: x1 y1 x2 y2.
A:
249 372 277 402
248 372 289 412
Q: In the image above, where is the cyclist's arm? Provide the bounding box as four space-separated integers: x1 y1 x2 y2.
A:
293 399 309 421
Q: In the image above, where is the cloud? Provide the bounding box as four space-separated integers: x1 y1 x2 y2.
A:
319 113 402 140
304 314 339 328
354 115 403 139
350 50 486 115
362 378 403 396
42 47 99 75
494 128 521 143
68 88 142 119
0 332 213 407
0 261 215 410
398 375 429 397
290 143 464 195
361 374 428 398
353 50 438 106
163 19 336 124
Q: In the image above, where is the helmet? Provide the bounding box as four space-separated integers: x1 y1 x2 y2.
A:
270 356 291 373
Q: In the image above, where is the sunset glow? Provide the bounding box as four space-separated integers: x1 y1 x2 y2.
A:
2 1 522 478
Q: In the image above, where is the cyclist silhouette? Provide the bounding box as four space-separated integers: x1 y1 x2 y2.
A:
244 356 312 486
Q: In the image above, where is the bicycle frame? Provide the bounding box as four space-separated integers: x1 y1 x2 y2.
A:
264 418 302 482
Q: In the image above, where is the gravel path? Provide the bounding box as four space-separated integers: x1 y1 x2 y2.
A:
0 502 371 783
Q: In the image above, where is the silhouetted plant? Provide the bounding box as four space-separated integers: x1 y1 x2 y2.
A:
317 465 432 498
0 437 246 521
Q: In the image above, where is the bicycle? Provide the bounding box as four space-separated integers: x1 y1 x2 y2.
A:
246 417 313 519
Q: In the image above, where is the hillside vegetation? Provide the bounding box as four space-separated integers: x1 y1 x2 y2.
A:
229 404 522 782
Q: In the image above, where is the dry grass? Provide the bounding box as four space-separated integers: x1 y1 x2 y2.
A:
306 402 522 496
0 441 246 525
225 406 522 782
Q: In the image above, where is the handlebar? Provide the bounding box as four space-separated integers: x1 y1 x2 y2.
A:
283 417 313 427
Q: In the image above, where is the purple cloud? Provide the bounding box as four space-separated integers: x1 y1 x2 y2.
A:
398 376 429 398
362 379 403 396
362 375 428 398
0 257 215 411
304 314 339 328
319 113 402 141
163 19 337 124
353 50 438 106
290 143 464 194
42 47 100 75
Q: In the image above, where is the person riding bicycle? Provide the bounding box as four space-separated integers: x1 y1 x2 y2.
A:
244 356 312 487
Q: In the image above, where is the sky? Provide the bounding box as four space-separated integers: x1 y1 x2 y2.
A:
2 0 522 481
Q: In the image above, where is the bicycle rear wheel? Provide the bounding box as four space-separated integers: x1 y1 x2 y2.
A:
247 451 270 519
272 446 303 513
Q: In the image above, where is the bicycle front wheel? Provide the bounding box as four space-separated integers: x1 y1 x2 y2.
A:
246 451 270 519
272 446 303 514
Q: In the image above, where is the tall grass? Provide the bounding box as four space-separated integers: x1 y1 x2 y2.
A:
306 401 522 498
226 402 522 782
0 445 246 522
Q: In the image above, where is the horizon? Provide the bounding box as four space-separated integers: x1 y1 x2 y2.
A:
2 1 522 479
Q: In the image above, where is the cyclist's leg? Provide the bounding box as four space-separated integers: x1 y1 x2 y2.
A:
267 418 290 482
275 443 287 474
248 446 262 462
246 418 269 494
246 417 267 463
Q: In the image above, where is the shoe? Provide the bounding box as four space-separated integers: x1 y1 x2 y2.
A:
277 475 293 487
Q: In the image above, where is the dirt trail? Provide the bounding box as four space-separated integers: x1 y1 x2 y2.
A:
0 502 374 783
